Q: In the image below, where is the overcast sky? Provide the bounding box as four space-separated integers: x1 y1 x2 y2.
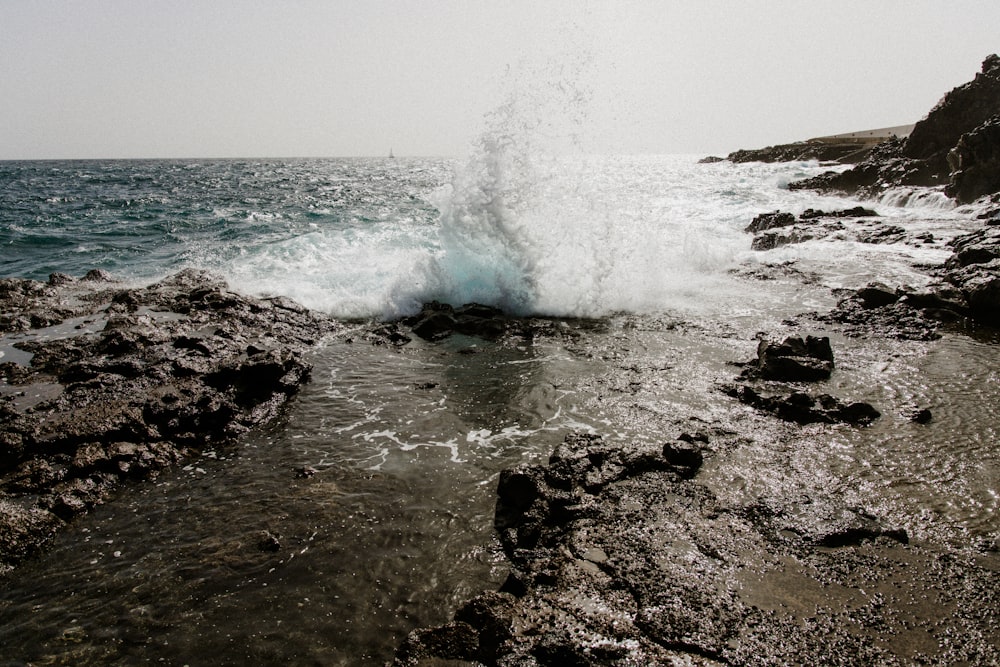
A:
2 1 998 159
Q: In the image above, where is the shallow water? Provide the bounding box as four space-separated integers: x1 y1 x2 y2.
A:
3 310 998 665
1 156 997 664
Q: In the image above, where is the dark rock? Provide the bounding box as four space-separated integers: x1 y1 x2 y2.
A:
741 336 834 382
799 206 879 219
906 55 1000 164
727 139 881 165
367 323 412 346
404 301 510 342
82 269 114 282
939 227 1000 323
408 302 458 341
697 155 725 163
750 228 818 251
393 621 480 666
662 439 704 476
257 530 281 552
906 406 933 424
745 211 796 234
47 273 75 286
294 465 318 478
744 208 889 252
394 424 998 665
946 114 1000 203
857 224 906 245
855 282 900 308
791 55 1000 201
0 270 333 570
725 384 880 426
820 284 950 340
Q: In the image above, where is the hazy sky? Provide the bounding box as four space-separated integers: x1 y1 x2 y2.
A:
2 1 998 159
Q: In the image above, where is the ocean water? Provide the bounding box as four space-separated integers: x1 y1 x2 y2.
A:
1 151 997 664
0 153 970 319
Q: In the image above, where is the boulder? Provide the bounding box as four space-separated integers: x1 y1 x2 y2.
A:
725 384 880 426
940 227 1000 323
854 282 900 309
405 301 509 341
745 211 797 234
741 335 834 382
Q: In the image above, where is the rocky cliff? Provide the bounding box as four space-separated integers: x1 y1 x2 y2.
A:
790 55 1000 203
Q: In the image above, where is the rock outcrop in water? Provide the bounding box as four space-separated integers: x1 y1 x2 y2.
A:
0 269 333 570
813 226 1000 333
721 335 880 426
789 54 1000 203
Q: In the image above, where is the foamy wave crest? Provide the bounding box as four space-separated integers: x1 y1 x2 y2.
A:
878 187 956 211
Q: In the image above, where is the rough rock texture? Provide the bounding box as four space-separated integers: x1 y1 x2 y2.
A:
393 432 999 666
726 139 882 165
815 227 1000 334
790 55 1000 201
819 282 961 341
744 209 907 252
940 226 1000 322
404 301 511 341
0 269 333 570
720 335 880 426
946 114 1000 203
739 335 834 383
722 384 881 426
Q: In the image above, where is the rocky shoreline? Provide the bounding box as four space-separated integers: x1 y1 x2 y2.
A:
0 269 336 571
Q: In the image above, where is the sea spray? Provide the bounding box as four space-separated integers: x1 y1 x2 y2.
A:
392 59 595 315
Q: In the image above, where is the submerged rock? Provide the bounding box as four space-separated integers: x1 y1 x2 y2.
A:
0 269 334 570
724 384 881 426
404 301 509 341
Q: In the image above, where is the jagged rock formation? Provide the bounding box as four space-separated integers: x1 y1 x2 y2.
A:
0 270 333 570
790 55 1000 202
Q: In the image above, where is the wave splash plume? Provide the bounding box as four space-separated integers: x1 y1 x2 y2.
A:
400 67 747 318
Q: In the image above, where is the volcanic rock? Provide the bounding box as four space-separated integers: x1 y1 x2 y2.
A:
724 384 881 426
405 301 509 341
393 431 997 665
740 335 834 382
744 211 797 234
790 55 1000 201
946 114 1000 203
0 269 334 570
